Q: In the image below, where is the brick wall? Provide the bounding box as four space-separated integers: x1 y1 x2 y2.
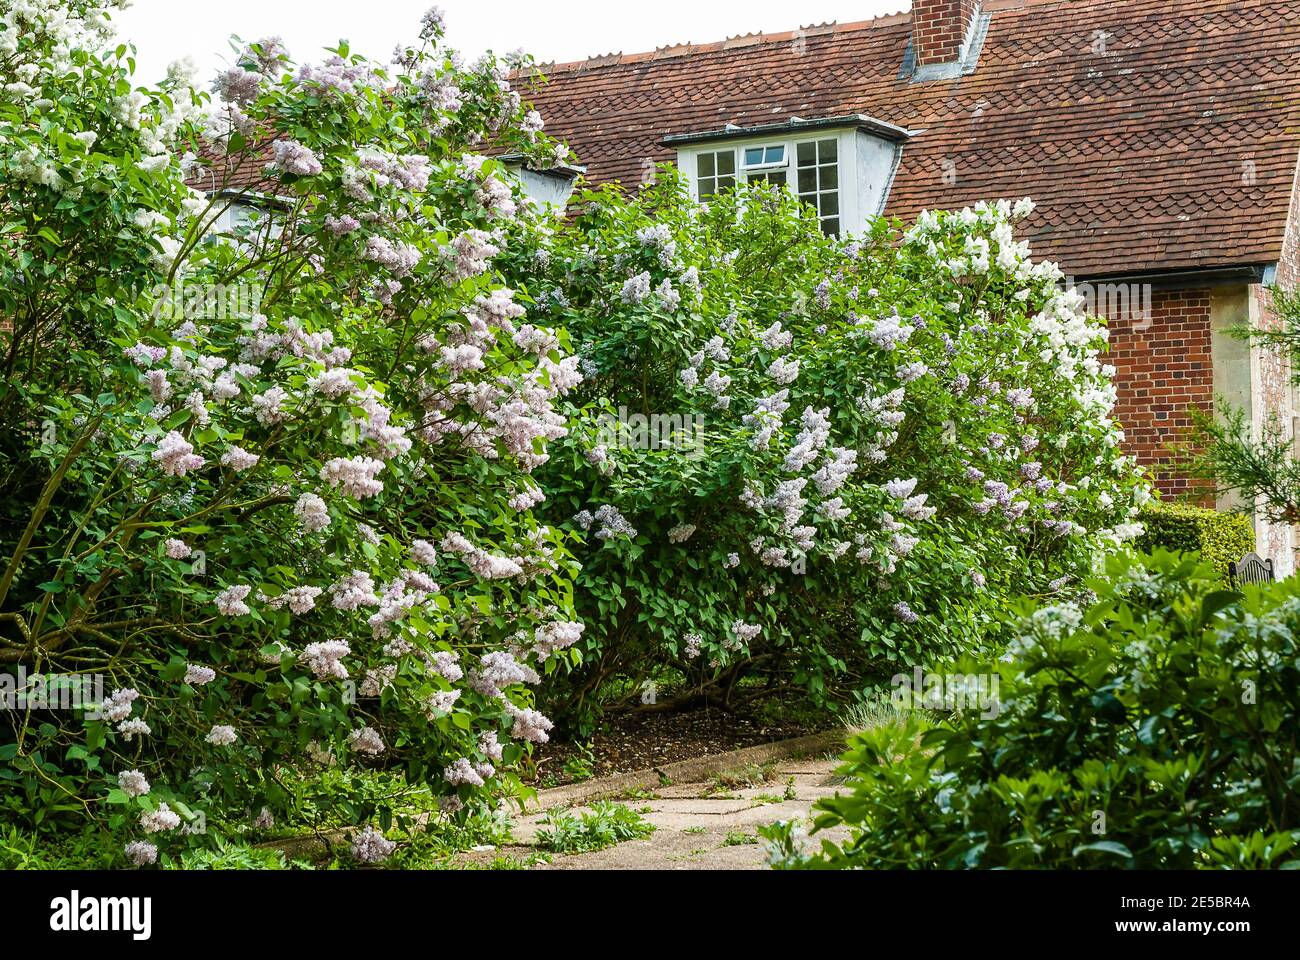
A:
1249 151 1300 572
912 0 978 66
1107 287 1214 500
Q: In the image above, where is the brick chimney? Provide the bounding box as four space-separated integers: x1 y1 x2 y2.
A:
912 0 979 67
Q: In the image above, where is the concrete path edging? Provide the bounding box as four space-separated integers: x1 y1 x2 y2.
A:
258 730 848 861
525 730 847 812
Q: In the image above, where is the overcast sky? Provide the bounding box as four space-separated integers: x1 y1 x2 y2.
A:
114 0 905 84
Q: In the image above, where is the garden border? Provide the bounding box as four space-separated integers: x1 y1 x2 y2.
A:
257 730 846 861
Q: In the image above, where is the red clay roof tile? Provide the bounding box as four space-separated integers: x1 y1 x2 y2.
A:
522 0 1300 278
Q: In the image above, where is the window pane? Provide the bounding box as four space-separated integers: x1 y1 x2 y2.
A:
765 145 785 164
818 138 837 163
744 147 764 166
797 168 817 194
821 217 839 236
820 164 838 190
717 175 735 191
717 151 735 175
819 191 839 216
767 170 787 186
797 141 816 166
698 152 715 177
699 179 716 198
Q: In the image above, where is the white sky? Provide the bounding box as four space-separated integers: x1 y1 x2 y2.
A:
114 0 906 85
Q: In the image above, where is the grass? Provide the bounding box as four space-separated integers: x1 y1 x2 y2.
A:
535 801 655 854
706 760 780 795
722 831 759 846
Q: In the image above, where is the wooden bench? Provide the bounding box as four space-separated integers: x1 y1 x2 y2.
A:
1228 552 1275 589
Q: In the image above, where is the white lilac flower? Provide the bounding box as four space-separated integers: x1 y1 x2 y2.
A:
292 493 330 533
117 718 151 740
329 570 380 610
118 770 151 797
893 601 919 624
268 139 322 176
620 272 651 304
885 478 918 499
98 688 140 723
264 585 323 615
766 357 800 385
320 456 385 499
164 538 191 560
533 620 584 657
759 321 793 351
206 724 237 746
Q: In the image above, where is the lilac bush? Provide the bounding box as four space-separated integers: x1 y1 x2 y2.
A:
0 1 581 860
507 175 1150 722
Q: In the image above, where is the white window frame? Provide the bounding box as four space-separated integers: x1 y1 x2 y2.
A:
678 126 898 237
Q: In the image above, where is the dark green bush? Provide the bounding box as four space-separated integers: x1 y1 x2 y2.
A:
1135 501 1254 578
764 551 1300 869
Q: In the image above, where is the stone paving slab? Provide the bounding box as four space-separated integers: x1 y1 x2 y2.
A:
496 756 852 870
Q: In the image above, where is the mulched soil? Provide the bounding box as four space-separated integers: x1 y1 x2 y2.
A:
529 705 815 787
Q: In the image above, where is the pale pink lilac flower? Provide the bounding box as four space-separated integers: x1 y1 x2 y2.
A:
294 492 331 533
124 841 158 866
301 640 350 680
347 726 385 756
350 825 396 863
151 431 204 477
214 584 252 617
140 802 182 833
221 445 260 471
184 664 216 685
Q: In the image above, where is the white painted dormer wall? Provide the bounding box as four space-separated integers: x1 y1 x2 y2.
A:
673 119 906 237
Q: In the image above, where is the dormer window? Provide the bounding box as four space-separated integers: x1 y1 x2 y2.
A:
696 148 736 198
742 144 788 186
667 115 912 238
796 139 840 235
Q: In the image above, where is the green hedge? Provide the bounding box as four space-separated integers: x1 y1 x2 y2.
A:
765 551 1300 869
1134 501 1255 577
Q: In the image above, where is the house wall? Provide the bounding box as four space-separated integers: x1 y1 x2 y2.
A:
1106 281 1295 574
1247 149 1300 574
1106 286 1216 502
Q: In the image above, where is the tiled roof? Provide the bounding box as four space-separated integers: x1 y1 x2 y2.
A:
521 0 1300 278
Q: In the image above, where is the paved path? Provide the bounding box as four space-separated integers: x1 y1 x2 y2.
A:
462 757 852 869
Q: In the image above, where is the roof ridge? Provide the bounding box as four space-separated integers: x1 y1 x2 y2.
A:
529 0 1089 75
533 7 911 75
